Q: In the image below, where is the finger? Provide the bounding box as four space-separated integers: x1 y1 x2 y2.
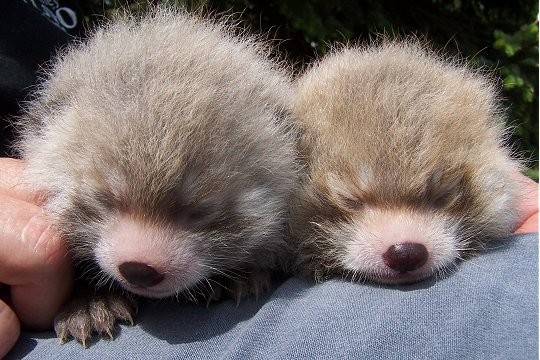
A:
514 213 538 234
11 269 74 331
0 193 74 329
0 194 57 279
0 158 41 204
514 174 538 234
0 299 20 358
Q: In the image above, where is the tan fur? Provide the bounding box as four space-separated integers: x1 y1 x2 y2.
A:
290 40 522 283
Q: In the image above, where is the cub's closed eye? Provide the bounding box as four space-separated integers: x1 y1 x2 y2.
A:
170 202 214 227
338 194 363 211
430 187 461 208
428 172 463 209
186 207 209 222
432 192 452 208
95 190 123 210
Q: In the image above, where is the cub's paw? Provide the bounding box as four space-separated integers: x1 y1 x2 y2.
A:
54 291 137 347
203 271 272 306
229 270 272 304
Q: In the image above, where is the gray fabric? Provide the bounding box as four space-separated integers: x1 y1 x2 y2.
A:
7 233 538 359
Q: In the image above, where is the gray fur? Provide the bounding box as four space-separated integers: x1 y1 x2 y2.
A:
15 9 298 342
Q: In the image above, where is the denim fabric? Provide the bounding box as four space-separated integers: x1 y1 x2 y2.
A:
7 233 538 360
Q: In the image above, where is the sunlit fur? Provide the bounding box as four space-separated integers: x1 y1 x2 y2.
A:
289 40 522 284
15 8 298 298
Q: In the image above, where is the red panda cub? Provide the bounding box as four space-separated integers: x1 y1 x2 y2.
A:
16 9 297 344
290 41 522 284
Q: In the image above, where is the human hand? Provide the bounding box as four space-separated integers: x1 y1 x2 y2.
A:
514 172 539 234
0 158 74 358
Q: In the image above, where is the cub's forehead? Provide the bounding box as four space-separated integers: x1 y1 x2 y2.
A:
316 160 475 199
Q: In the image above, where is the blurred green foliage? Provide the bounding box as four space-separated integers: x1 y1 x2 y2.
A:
493 23 538 179
81 0 539 179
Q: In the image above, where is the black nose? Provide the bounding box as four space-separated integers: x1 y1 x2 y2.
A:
118 262 165 287
382 243 429 273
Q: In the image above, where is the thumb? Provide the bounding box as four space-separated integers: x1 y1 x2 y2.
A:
0 297 20 358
